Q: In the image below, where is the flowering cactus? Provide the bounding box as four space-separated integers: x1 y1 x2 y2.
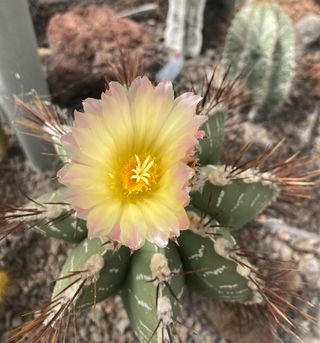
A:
1 68 318 342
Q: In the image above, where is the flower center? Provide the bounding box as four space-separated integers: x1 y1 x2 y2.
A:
121 154 159 196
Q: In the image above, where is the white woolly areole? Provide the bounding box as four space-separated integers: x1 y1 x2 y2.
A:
190 167 208 192
187 210 214 236
157 296 173 326
150 253 171 282
205 164 280 195
81 254 105 285
207 165 233 186
44 254 105 328
7 203 67 224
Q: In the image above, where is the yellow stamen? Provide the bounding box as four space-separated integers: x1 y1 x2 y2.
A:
120 154 158 196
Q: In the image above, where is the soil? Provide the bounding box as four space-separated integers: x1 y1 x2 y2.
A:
0 1 319 342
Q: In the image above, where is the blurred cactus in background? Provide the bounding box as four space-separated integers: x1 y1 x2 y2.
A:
164 0 207 57
1 60 318 342
222 0 296 120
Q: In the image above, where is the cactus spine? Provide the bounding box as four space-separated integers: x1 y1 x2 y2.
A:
222 0 296 118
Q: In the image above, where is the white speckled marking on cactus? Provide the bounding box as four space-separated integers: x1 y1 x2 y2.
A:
139 320 153 333
136 326 148 342
204 265 227 276
216 190 225 207
219 284 239 289
134 295 152 311
70 255 75 271
206 122 213 148
231 193 245 212
47 224 60 232
201 277 221 291
77 225 84 232
250 193 261 207
135 273 150 281
188 244 205 260
109 268 119 273
84 240 88 253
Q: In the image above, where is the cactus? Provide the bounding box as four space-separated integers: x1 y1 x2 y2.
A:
3 71 319 342
164 0 207 57
222 0 296 119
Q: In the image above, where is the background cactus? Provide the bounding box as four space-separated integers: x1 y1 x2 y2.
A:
164 0 207 57
222 0 296 119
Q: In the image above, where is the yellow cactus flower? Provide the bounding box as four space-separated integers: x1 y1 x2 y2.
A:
58 76 206 250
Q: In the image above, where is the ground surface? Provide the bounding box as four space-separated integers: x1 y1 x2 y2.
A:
0 0 319 342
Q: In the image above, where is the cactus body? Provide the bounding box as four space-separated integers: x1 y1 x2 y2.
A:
7 68 318 343
164 0 207 57
30 190 88 242
121 242 185 343
53 238 130 310
191 176 276 229
197 110 225 165
222 1 295 117
178 230 261 303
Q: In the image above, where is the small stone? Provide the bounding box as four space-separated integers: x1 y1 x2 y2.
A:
11 315 22 328
117 317 130 334
296 14 320 52
299 253 320 286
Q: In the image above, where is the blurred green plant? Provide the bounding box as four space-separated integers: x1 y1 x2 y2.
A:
222 0 296 120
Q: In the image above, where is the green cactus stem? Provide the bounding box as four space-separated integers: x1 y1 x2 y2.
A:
52 238 130 311
24 189 87 242
191 165 278 229
178 228 263 304
1 189 87 242
197 110 225 165
121 241 185 343
222 1 295 118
